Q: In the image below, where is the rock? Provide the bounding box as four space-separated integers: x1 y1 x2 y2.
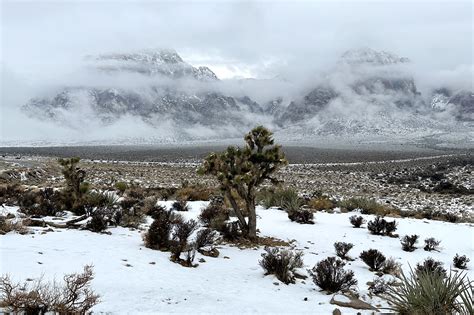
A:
199 258 206 263
330 293 378 311
273 282 280 286
332 308 342 315
198 248 219 258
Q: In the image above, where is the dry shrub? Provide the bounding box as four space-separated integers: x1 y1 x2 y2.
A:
416 258 447 277
259 247 304 284
144 209 182 251
453 254 470 269
349 215 365 228
424 237 441 252
171 200 189 212
0 265 100 314
360 249 386 271
308 196 335 211
287 209 314 224
175 185 216 201
382 257 402 276
334 242 354 260
199 196 230 230
367 216 398 236
0 217 28 235
309 257 357 293
400 234 419 252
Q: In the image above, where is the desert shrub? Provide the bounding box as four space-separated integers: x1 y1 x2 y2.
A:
444 212 459 223
259 247 304 284
170 218 199 262
334 242 354 260
171 200 189 212
0 183 25 205
199 196 229 230
382 257 402 276
453 254 470 269
368 277 390 294
367 216 397 236
385 268 473 314
18 188 62 217
0 216 28 235
0 265 100 314
144 209 181 251
307 196 335 211
221 221 241 241
125 186 146 199
258 187 299 209
309 257 357 293
360 249 386 271
416 258 447 277
175 185 216 201
114 181 128 194
86 212 108 233
195 228 218 250
400 234 419 252
287 209 314 224
424 237 441 252
349 215 365 228
119 197 141 211
338 197 394 215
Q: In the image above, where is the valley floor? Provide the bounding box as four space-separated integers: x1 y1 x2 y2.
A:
1 202 473 314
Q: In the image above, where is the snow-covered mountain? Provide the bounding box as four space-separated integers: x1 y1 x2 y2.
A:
21 48 473 144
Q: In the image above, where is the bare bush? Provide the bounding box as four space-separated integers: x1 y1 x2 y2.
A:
334 242 354 260
0 265 100 314
287 209 314 224
367 216 397 236
309 257 357 293
349 215 365 228
360 249 386 271
259 247 304 284
171 200 189 212
453 254 470 269
400 234 419 252
424 237 441 252
416 258 447 277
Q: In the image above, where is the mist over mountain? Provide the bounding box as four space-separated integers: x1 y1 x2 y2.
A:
16 47 473 146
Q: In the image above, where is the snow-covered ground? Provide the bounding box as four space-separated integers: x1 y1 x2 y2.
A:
1 202 473 313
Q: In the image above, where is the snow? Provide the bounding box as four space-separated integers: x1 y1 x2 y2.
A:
1 203 473 313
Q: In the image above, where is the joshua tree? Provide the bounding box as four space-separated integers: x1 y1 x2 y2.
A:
198 126 287 240
58 157 87 212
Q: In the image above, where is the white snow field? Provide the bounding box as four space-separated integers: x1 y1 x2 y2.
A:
1 201 473 314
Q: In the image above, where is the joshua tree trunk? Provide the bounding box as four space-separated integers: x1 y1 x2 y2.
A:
247 198 257 240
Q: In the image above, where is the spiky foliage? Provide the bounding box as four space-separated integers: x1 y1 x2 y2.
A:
259 247 304 284
453 254 470 270
349 215 365 228
416 258 447 278
400 234 419 252
360 249 386 271
385 268 473 314
198 126 288 240
309 257 357 293
258 187 299 209
424 237 441 252
334 242 354 260
58 157 87 214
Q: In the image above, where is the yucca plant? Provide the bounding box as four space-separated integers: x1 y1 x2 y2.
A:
384 268 473 314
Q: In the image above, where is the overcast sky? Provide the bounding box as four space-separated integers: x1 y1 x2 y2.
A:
1 0 472 79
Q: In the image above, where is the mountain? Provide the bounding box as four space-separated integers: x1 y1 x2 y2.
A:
21 48 473 143
90 49 218 81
